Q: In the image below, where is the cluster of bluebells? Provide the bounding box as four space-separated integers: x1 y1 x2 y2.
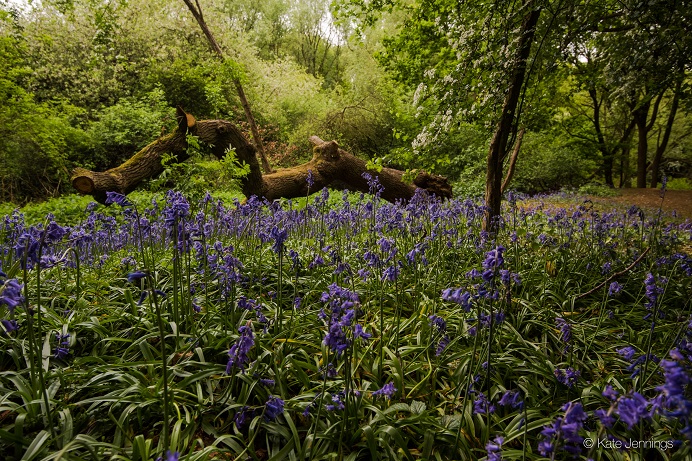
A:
372 382 396 399
617 346 660 378
54 333 70 359
233 395 285 430
554 367 580 388
538 401 588 457
155 451 179 461
319 284 370 356
0 272 23 335
555 317 571 354
441 247 519 330
428 314 449 356
226 324 255 374
472 388 523 415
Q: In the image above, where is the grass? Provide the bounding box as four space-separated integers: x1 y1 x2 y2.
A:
0 187 690 461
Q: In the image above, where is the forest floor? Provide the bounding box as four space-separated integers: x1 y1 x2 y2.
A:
588 188 692 221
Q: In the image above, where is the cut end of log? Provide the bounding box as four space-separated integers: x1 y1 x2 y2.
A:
71 168 95 194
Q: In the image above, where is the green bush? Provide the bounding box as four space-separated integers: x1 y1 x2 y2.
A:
512 131 597 193
86 88 176 171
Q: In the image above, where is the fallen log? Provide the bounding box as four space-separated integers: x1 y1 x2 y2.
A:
71 108 452 203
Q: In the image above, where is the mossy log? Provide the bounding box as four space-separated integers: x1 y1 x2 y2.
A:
71 108 452 203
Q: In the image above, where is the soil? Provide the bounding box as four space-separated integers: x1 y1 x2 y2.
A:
588 188 692 221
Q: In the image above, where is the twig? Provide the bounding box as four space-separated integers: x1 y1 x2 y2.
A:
575 247 650 300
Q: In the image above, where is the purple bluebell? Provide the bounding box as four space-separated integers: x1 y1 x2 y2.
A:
105 191 132 207
0 279 24 314
127 271 147 283
473 392 496 415
615 392 649 429
233 406 252 429
498 390 523 409
486 435 503 461
608 281 622 297
1 319 18 333
306 169 314 188
554 367 580 388
372 382 396 399
264 395 284 421
226 325 255 374
538 401 587 457
54 333 70 359
644 273 665 309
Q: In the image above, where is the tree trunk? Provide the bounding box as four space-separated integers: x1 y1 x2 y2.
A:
649 78 681 188
501 127 525 194
70 109 452 204
633 101 650 188
181 0 272 174
484 4 541 232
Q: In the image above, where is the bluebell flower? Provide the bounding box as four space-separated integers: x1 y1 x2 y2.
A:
473 392 496 415
435 335 450 356
486 435 503 461
226 325 255 374
127 271 147 283
538 401 587 457
306 169 314 188
1 319 18 334
644 273 665 309
498 390 523 409
105 191 132 207
372 382 396 399
554 367 580 388
233 406 252 429
0 279 24 314
555 317 571 343
354 324 372 341
602 384 619 401
260 378 275 388
155 450 179 461
54 333 70 359
264 395 284 421
608 281 622 297
615 392 649 429
428 315 446 333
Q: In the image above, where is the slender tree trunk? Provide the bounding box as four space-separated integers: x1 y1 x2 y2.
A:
485 3 540 232
501 128 525 194
633 101 650 188
181 0 272 174
649 79 681 188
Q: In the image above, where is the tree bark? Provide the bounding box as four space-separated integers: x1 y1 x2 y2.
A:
484 3 540 232
649 77 682 188
70 109 452 204
181 0 273 174
501 127 525 194
633 100 650 188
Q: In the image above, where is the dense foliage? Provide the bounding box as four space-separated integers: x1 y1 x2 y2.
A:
0 185 691 460
1 0 691 205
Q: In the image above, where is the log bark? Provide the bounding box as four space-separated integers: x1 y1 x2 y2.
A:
71 109 452 204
